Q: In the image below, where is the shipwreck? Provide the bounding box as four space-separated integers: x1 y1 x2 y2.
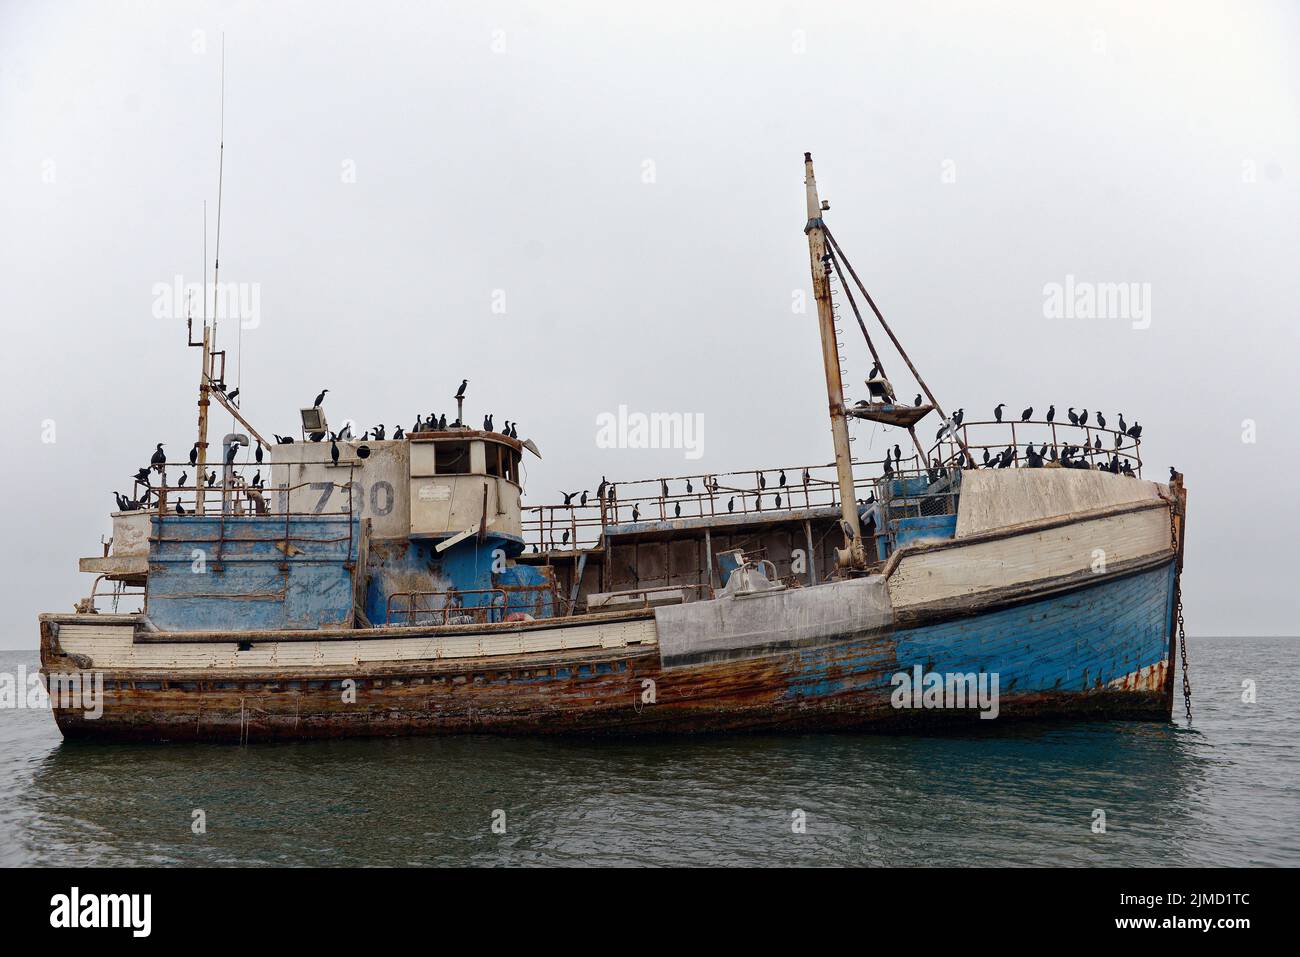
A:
39 155 1190 740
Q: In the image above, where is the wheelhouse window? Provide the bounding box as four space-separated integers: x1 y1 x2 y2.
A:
485 443 520 483
434 441 470 475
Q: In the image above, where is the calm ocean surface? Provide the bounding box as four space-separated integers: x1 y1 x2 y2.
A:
1 636 1296 867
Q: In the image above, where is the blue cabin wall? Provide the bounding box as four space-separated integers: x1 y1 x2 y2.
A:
147 516 556 631
892 514 958 547
146 515 360 631
363 534 555 626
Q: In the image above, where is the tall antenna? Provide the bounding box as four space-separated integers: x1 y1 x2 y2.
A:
202 199 207 328
210 33 225 336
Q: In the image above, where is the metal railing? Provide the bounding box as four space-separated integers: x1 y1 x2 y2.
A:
78 576 146 615
384 586 564 626
928 419 1143 476
521 455 920 552
136 477 361 575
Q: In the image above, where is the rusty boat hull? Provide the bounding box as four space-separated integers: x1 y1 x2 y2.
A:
41 547 1178 742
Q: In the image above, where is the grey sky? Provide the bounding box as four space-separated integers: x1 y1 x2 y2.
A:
2 0 1297 644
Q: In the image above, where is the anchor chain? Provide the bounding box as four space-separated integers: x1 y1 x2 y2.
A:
1176 593 1192 723
1169 501 1192 723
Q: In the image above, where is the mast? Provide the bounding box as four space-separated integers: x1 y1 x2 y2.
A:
803 153 865 569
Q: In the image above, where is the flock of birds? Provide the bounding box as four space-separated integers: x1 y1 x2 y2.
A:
534 399 1152 544
927 403 1146 478
114 379 1155 527
933 403 1142 440
115 381 525 513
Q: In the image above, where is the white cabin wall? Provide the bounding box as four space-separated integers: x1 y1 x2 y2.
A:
955 469 1164 538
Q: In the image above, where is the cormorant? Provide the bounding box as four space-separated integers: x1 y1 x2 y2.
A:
774 493 782 509
1020 406 1033 422
727 497 735 513
225 445 238 465
994 403 1005 422
456 379 468 399
893 444 901 462
562 491 578 506
632 504 641 521
394 426 405 440
207 471 217 486
914 394 922 406
952 408 964 426
314 389 328 407
189 444 199 467
1046 405 1055 424
1127 421 1142 439
439 414 448 430
227 388 239 404
1079 409 1089 427
508 422 517 438
151 443 166 467
597 476 608 499
501 420 511 435
674 502 681 518
178 471 188 488
255 441 263 464
580 490 588 507
778 470 787 487
1096 411 1106 429
686 479 693 494
1068 407 1079 426
175 501 187 515
1118 413 1127 433
330 438 340 466
661 480 669 498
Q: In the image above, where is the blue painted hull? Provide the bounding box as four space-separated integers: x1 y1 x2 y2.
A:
47 560 1177 740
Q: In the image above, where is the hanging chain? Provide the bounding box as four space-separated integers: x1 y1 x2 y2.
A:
1177 597 1192 724
1169 502 1192 724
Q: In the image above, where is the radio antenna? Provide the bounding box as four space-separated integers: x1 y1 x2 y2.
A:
210 33 225 334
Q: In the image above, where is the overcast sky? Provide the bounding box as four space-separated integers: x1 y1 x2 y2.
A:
2 0 1297 644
